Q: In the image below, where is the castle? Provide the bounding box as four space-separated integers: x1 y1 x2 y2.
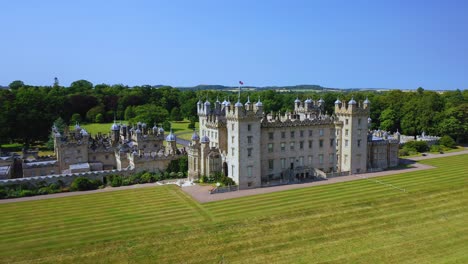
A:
20 122 183 178
187 97 399 189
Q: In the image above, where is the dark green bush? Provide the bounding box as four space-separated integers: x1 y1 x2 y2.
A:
403 141 429 153
439 135 456 148
70 177 101 191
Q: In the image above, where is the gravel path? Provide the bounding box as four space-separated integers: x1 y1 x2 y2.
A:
1 150 466 205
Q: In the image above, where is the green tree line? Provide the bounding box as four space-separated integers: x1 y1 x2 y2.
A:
1 80 467 147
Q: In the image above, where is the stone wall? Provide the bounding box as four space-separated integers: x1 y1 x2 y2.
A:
0 169 134 187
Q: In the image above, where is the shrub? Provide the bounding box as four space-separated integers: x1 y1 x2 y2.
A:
122 178 133 186
0 189 6 199
70 177 101 191
430 145 442 152
108 175 123 187
439 135 456 148
403 141 429 153
188 121 195 129
19 189 35 197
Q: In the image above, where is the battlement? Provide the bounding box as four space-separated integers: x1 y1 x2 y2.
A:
334 98 370 116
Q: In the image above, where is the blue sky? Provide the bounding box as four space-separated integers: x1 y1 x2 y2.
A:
1 0 467 90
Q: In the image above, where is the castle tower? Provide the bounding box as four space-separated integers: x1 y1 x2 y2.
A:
187 130 201 180
226 99 263 189
335 97 369 174
199 135 210 176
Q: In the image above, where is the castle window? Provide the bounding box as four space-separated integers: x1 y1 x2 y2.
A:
299 156 304 166
77 149 81 154
357 139 361 147
290 142 295 150
268 132 274 140
358 118 361 126
346 119 349 125
309 140 313 148
232 124 234 131
247 148 252 157
232 148 235 155
358 129 362 136
281 131 286 139
300 130 304 137
248 124 251 131
232 136 234 143
247 166 253 177
299 141 304 149
319 129 324 136
344 155 348 164
268 143 274 153
345 129 349 136
319 154 324 164
336 130 340 135
345 140 349 147
329 153 334 163
143 145 146 149
319 140 323 148
105 155 109 160
268 159 274 170
247 136 252 144
281 142 285 151
330 139 334 147
308 155 313 165
309 130 313 136
291 131 295 138
281 158 286 169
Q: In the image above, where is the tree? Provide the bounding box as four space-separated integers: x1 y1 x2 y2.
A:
53 77 60 88
379 109 398 132
71 113 82 124
170 107 183 121
86 105 105 122
9 80 24 90
124 106 136 121
70 79 93 93
131 104 169 125
95 113 104 123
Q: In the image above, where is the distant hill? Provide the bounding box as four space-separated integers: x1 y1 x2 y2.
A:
176 84 337 91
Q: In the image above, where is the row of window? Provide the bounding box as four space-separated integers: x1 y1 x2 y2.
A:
268 154 336 170
239 138 362 157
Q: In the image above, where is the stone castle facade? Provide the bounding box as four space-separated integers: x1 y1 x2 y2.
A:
30 122 184 177
187 97 399 189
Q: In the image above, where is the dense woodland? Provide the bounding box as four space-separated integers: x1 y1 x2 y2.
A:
0 80 467 147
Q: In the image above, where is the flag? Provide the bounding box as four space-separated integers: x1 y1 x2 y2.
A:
239 81 244 85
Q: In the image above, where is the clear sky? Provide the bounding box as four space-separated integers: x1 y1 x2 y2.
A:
1 0 467 90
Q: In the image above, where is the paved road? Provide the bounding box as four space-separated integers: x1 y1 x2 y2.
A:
175 131 192 146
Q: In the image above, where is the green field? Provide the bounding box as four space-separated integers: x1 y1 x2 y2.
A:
0 155 466 263
71 120 198 136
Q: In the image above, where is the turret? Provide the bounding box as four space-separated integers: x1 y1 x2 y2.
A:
254 97 263 114
363 97 370 110
204 99 211 115
166 130 177 155
111 121 120 143
245 96 252 111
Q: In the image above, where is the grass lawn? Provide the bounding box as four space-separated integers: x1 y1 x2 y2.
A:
70 120 199 136
0 154 466 263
